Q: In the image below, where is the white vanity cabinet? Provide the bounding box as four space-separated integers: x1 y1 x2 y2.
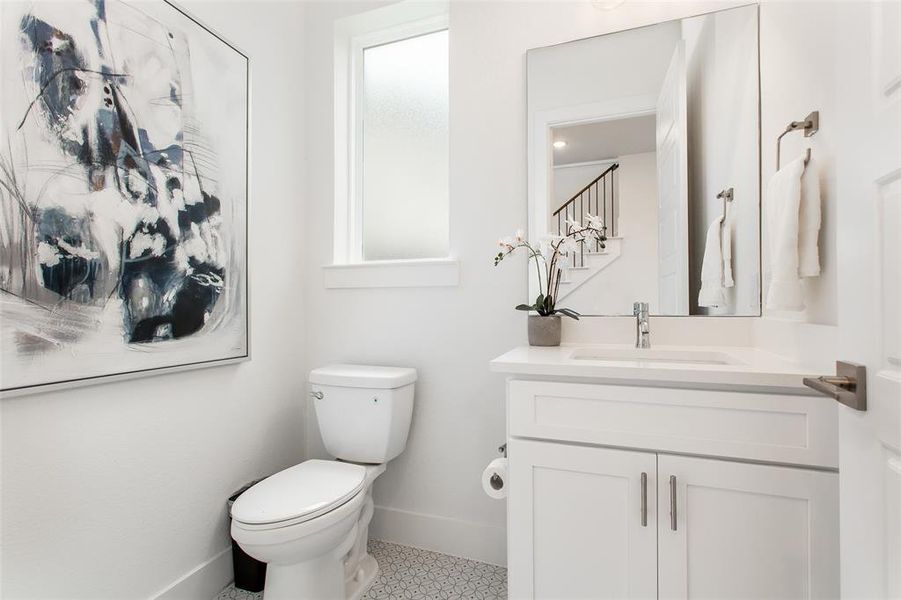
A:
505 379 840 600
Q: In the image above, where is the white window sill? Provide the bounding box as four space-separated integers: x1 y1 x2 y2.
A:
323 258 459 289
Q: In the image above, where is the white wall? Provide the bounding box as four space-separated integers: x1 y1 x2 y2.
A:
565 152 659 315
684 7 760 316
753 1 840 368
302 0 752 566
0 3 307 598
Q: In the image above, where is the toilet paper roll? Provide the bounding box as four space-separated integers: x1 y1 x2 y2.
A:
481 458 508 500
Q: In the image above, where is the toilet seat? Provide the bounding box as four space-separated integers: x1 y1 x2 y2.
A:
231 460 366 530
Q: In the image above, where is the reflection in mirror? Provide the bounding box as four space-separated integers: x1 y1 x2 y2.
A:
527 5 760 316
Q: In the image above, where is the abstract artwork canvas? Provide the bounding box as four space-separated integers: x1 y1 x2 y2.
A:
0 0 249 393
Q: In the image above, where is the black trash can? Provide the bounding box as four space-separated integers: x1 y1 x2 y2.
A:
228 480 267 592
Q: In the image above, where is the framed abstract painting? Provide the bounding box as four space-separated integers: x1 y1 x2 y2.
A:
0 0 249 395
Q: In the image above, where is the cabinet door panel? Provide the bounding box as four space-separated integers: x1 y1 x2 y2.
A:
508 439 657 599
657 455 839 599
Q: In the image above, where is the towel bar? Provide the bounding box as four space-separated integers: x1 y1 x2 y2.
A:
776 111 818 169
717 187 734 222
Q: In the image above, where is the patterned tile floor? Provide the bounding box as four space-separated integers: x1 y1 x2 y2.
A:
214 539 507 600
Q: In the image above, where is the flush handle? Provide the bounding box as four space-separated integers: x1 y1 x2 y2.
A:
803 360 866 411
310 390 323 400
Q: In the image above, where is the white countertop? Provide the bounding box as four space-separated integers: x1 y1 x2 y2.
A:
490 344 819 393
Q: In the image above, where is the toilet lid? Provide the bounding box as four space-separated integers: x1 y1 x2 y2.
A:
309 364 417 389
231 460 366 526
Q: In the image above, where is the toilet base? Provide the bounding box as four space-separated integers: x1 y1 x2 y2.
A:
263 552 345 600
346 554 378 600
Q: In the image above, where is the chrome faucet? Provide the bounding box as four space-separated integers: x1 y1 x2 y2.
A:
633 302 651 349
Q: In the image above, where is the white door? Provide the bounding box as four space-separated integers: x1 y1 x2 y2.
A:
507 439 657 599
657 454 839 599
656 41 689 315
831 3 901 597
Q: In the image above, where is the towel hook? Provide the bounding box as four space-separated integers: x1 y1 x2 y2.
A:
776 111 818 170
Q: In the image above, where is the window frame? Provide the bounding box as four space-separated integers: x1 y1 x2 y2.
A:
331 2 455 289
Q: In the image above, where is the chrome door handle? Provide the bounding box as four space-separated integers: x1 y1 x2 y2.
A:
669 475 677 531
803 360 866 411
640 472 648 527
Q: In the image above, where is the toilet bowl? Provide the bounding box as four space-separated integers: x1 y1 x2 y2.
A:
231 460 382 600
231 365 415 600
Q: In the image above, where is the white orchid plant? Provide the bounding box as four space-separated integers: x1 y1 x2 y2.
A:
494 214 607 320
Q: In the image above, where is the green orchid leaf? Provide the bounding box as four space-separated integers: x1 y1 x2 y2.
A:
556 307 581 320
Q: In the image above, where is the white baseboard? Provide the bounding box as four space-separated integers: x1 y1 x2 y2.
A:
369 505 506 567
153 546 233 600
150 508 505 599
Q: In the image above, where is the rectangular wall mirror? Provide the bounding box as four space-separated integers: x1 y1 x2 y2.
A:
527 4 760 317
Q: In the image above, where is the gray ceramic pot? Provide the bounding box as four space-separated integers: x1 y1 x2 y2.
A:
528 315 561 347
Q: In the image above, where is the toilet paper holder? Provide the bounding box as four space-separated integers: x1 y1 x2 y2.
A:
489 444 508 491
488 444 507 490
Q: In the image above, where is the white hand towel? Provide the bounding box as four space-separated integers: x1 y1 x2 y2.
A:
722 208 734 288
698 215 726 308
765 156 806 311
798 159 821 277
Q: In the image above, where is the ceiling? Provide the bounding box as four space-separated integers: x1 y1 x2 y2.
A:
552 114 657 166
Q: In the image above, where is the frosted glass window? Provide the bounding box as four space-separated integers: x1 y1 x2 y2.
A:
361 30 449 261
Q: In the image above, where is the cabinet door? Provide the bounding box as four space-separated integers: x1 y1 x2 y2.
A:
657 454 839 599
508 439 657 599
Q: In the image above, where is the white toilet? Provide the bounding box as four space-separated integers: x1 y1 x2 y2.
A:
230 364 416 600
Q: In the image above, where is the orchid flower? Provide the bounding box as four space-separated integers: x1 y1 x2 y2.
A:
564 218 582 235
539 234 562 257
494 218 604 321
585 213 605 231
560 236 579 255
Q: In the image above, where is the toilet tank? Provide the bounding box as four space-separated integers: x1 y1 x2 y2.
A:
309 364 416 464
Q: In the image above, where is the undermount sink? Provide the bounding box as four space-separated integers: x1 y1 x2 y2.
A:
569 347 745 366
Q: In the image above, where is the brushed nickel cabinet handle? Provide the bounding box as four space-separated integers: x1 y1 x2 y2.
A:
669 475 677 531
640 472 648 527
